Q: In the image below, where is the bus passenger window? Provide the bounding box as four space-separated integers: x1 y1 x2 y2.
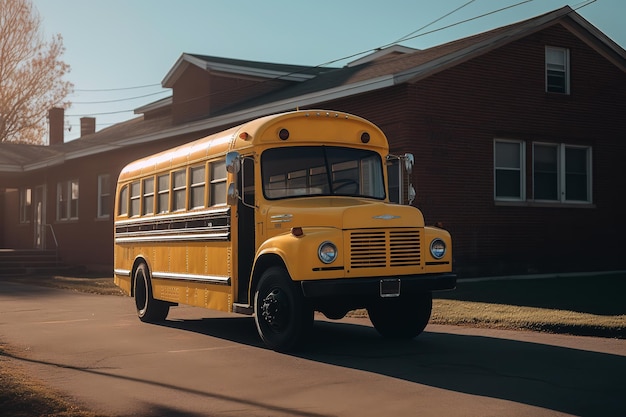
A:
172 169 186 211
190 165 206 209
130 181 140 217
118 184 128 216
142 177 154 215
210 160 226 206
157 174 169 213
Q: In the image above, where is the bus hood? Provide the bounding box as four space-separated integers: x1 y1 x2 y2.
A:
264 197 425 231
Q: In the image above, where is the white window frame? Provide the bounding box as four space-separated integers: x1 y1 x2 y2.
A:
97 174 111 219
546 46 570 94
533 143 592 204
494 139 526 201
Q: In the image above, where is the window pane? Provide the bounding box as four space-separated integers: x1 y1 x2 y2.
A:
98 175 111 217
190 166 206 209
157 174 169 213
211 161 226 180
210 160 227 206
173 170 186 188
495 170 521 198
172 170 186 211
143 177 154 215
191 166 205 185
118 185 128 216
495 141 523 199
130 181 140 216
173 189 186 210
495 142 520 168
261 146 384 199
546 47 568 93
565 148 589 201
534 145 558 200
210 181 226 205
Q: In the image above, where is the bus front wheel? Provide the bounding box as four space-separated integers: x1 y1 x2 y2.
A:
254 267 313 352
367 291 432 339
134 263 169 323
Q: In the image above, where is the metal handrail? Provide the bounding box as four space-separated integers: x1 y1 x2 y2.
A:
45 224 59 249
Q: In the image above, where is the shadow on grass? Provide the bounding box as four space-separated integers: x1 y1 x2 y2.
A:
435 273 626 316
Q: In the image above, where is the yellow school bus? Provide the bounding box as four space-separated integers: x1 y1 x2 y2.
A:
114 110 455 351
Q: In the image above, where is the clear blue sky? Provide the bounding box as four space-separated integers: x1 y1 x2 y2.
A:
31 0 625 142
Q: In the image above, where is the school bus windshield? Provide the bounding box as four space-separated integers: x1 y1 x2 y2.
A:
261 146 386 200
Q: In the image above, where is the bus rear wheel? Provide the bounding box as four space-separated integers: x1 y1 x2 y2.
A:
367 292 432 339
254 267 313 352
134 263 169 323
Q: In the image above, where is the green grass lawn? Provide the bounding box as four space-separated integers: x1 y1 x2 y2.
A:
431 272 626 338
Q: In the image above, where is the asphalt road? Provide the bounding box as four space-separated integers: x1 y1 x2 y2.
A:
1 280 625 417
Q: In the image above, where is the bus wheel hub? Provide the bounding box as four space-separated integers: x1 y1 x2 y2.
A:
261 289 287 329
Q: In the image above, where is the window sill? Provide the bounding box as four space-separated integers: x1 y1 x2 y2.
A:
495 200 595 209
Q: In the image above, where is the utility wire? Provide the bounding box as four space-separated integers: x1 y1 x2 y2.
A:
393 0 477 44
74 83 161 92
71 90 169 105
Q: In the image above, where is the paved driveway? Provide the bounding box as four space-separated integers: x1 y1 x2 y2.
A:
1 280 625 417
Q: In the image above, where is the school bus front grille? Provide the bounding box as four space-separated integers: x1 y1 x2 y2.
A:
349 229 421 269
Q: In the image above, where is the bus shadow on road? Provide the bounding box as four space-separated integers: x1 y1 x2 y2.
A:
158 314 626 417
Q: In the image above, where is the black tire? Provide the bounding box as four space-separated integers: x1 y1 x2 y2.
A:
134 263 169 323
254 267 313 352
367 292 432 339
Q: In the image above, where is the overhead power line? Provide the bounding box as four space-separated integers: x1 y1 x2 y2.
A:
74 83 161 92
71 90 169 105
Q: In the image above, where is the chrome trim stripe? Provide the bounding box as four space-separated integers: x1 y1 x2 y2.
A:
115 231 229 244
114 207 230 227
152 271 230 285
270 213 293 223
114 268 131 277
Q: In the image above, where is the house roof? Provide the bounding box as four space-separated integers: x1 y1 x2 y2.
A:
1 6 624 175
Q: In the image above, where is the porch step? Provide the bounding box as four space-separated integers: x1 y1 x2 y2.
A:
0 249 68 276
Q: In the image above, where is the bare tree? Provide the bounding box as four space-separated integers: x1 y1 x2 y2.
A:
0 0 73 144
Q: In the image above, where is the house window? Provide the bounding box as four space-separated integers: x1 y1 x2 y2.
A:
97 174 111 219
20 188 32 223
157 174 169 214
210 160 227 206
190 165 206 209
142 177 155 215
57 180 79 221
533 144 592 203
172 169 187 211
546 46 569 94
494 140 525 200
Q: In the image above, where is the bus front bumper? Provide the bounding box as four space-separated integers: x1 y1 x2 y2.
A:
300 273 456 298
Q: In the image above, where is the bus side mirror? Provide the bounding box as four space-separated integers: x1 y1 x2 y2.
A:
404 153 414 175
226 151 241 174
226 152 241 205
227 183 239 205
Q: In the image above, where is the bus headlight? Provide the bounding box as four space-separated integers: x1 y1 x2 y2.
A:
430 238 446 259
318 241 338 264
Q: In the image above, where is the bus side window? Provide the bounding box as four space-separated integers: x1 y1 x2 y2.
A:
118 184 128 216
172 169 186 211
130 181 140 217
142 177 155 215
210 160 227 206
190 165 206 209
157 174 169 213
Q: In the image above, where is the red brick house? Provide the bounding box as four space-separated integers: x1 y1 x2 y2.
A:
1 6 625 276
